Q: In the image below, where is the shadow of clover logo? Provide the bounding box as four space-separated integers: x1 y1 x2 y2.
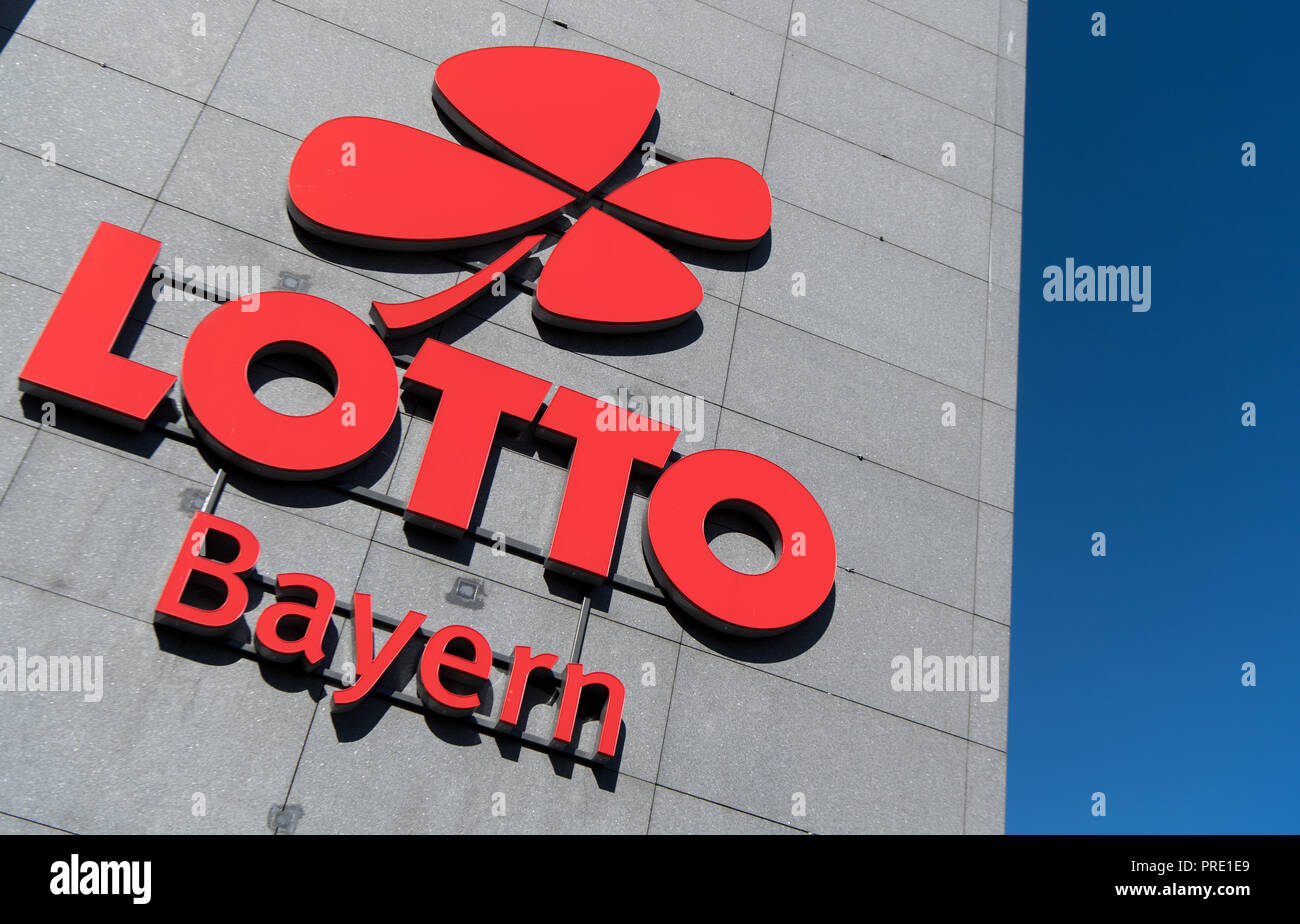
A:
286 46 771 337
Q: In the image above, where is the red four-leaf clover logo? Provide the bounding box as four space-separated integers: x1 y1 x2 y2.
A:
286 46 772 336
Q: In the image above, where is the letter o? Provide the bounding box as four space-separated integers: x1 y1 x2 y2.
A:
181 292 398 479
642 449 836 635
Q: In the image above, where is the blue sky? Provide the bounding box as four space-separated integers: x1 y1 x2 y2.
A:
1007 1 1299 833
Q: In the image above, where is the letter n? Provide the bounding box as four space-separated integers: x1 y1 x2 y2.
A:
551 663 625 763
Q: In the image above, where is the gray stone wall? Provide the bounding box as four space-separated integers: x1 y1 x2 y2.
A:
0 0 1023 834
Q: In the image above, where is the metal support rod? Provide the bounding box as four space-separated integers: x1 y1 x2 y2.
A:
569 595 592 666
